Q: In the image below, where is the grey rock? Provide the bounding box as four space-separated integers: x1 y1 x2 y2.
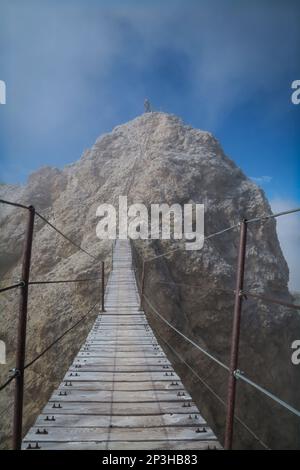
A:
0 112 299 449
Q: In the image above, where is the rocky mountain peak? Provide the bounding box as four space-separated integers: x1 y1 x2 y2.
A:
0 112 298 449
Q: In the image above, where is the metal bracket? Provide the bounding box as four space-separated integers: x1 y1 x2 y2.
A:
239 290 248 300
9 368 21 378
233 369 244 379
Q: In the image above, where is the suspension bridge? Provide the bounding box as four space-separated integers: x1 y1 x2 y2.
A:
21 240 221 450
0 198 300 450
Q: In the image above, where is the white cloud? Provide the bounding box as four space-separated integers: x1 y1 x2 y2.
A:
251 176 273 184
270 198 300 292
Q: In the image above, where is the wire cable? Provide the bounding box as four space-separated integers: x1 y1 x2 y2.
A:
0 282 23 294
146 223 239 262
24 300 99 370
155 330 270 450
0 372 18 392
141 207 300 263
35 211 97 261
246 207 300 224
143 293 229 371
154 281 234 293
0 199 29 210
234 370 300 418
28 277 101 285
242 291 300 311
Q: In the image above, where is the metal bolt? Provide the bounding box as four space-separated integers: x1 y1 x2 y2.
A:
36 428 48 435
196 427 206 433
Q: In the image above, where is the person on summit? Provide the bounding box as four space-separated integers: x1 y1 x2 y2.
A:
144 98 151 113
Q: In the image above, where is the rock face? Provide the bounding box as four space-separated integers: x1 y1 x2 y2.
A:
0 112 299 449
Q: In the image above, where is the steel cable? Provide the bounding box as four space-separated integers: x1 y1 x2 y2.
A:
0 373 18 392
0 282 23 294
35 211 97 261
234 370 300 418
155 330 271 450
28 277 101 285
24 300 99 370
143 293 229 371
146 223 239 262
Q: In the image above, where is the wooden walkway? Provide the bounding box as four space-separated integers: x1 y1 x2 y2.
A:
22 240 221 450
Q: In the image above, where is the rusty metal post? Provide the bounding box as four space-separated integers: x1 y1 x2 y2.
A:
12 205 35 450
139 261 146 311
224 219 248 450
101 261 106 312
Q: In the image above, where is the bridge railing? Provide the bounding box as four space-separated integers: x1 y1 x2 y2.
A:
0 199 111 449
131 207 300 450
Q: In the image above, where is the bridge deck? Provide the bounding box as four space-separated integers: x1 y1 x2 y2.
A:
22 240 221 450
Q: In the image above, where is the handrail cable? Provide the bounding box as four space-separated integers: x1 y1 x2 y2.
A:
241 291 300 311
143 293 300 420
0 278 102 292
155 330 270 450
246 207 300 224
0 199 30 210
146 223 240 262
234 370 300 418
0 300 99 392
0 282 24 294
28 277 101 285
151 283 300 311
153 280 234 293
0 199 98 261
0 374 18 392
24 300 99 370
35 211 97 261
142 207 300 263
142 293 229 371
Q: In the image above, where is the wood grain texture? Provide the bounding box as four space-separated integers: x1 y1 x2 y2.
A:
22 240 221 450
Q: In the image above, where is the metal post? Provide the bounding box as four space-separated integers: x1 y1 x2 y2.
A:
139 261 146 311
12 205 35 450
224 219 248 450
101 261 106 312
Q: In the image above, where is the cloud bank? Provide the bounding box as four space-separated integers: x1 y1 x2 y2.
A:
0 0 299 183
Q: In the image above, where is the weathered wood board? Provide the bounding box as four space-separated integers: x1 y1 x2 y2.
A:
22 240 221 450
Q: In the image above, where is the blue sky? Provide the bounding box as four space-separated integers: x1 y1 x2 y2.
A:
0 0 299 286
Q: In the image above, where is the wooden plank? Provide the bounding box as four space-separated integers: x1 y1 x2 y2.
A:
42 401 199 416
56 380 184 391
48 389 192 402
23 240 221 450
71 358 171 366
62 371 181 382
77 352 164 357
22 440 221 450
24 425 216 442
33 413 206 428
66 366 176 372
